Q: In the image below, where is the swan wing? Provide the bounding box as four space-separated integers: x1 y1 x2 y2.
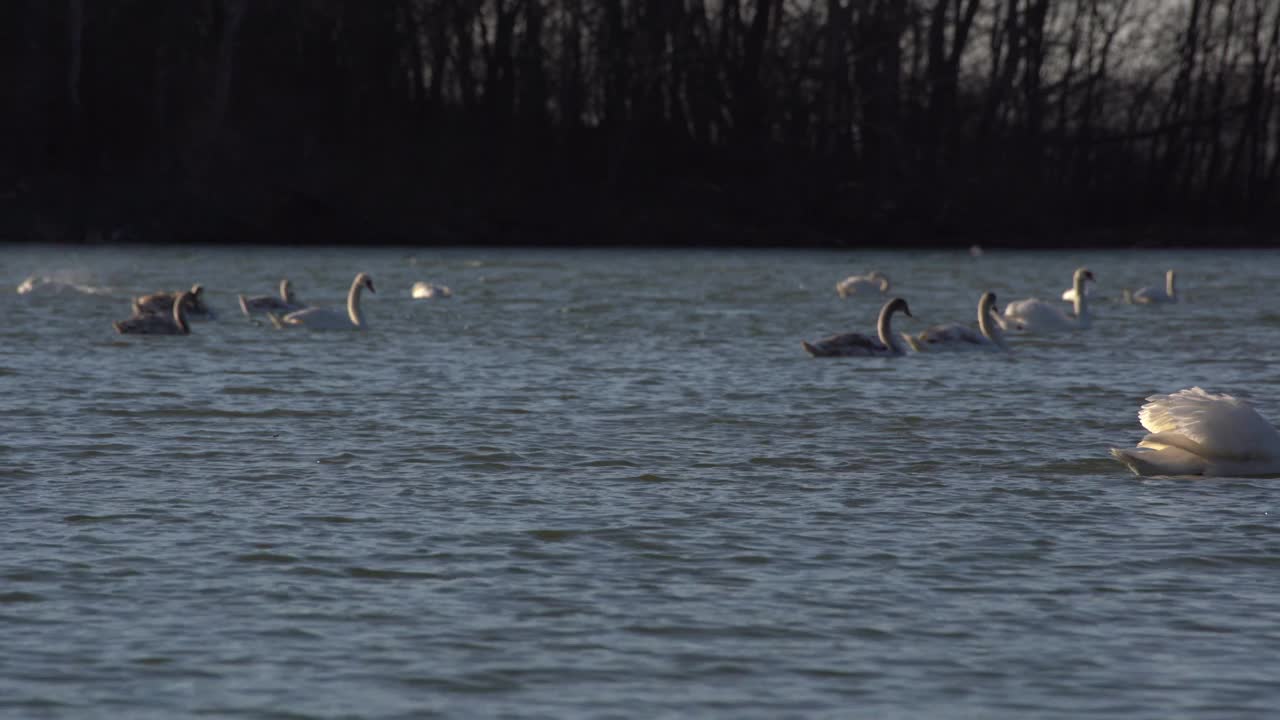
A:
1137 388 1280 462
1131 286 1170 304
1002 298 1073 332
280 307 350 329
802 332 888 357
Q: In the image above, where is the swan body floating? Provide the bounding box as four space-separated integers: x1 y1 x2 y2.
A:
411 282 452 299
905 292 1007 352
134 284 213 318
114 291 192 335
803 297 912 357
240 278 304 315
1060 286 1093 302
1126 269 1177 304
1002 267 1094 333
1110 388 1280 477
836 271 890 298
269 273 374 330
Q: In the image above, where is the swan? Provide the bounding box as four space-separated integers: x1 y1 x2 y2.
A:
1125 269 1177 304
133 284 213 318
411 281 452 299
1001 267 1094 333
803 297 912 357
240 278 304 315
836 271 890 298
1109 387 1280 477
904 292 1008 352
114 291 192 335
268 273 374 330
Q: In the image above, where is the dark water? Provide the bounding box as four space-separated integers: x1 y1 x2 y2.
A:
4 245 1280 718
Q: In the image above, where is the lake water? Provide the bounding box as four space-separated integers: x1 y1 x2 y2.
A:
4 244 1280 718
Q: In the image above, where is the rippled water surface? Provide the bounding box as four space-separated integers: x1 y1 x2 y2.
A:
5 244 1280 718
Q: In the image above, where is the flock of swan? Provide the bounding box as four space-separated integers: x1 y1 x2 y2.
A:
819 266 1280 479
21 261 1273 480
104 272 404 334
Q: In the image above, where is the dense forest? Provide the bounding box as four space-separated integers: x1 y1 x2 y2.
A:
3 0 1279 246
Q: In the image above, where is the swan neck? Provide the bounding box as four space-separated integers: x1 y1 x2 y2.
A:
280 279 293 302
1166 271 1176 298
978 299 1005 347
1072 274 1089 320
878 304 903 354
173 295 189 334
348 277 365 328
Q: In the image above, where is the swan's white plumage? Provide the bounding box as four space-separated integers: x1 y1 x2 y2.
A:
1130 269 1177 304
1003 267 1093 333
1109 388 1280 476
1060 287 1091 302
411 282 452 299
271 273 374 330
836 271 890 298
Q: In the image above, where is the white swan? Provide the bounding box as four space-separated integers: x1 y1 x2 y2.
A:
411 281 452 299
269 273 374 330
240 278 304 315
1110 388 1280 477
1126 269 1177 304
114 291 192 335
133 284 213 318
836 271 890 298
803 297 912 357
905 292 1008 352
1001 267 1094 333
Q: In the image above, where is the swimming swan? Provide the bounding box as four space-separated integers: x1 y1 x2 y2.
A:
240 278 304 315
269 273 374 330
114 291 192 335
411 281 452 299
1125 269 1177 304
1110 388 1280 477
134 284 212 318
803 297 912 357
905 292 1007 352
1002 267 1094 333
836 271 891 298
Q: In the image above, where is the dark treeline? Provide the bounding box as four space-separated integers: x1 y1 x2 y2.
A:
4 0 1280 246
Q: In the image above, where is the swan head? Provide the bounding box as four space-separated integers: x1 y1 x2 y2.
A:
1074 267 1095 284
181 284 209 313
356 273 376 294
870 271 891 292
883 297 911 318
980 291 1000 316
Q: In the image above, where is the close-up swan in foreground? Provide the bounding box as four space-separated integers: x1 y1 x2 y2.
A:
803 297 912 357
268 273 374 330
411 281 453 299
904 292 1007 352
114 291 192 335
1125 269 1177 304
240 278 304 315
1110 387 1280 477
836 271 890 298
1001 267 1094 333
134 284 213 318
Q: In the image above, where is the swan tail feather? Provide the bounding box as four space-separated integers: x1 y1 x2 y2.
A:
802 340 821 357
